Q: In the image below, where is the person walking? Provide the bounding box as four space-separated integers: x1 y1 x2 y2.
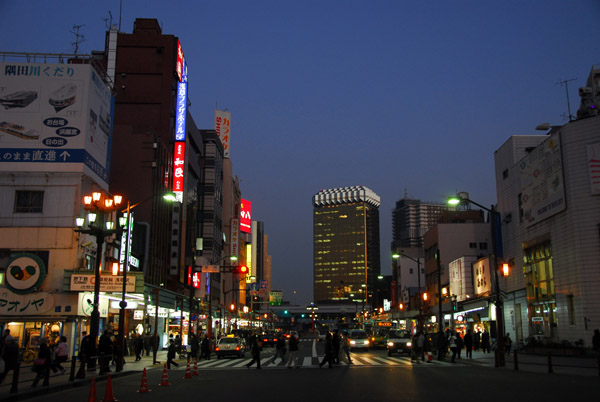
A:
167 339 179 369
456 330 464 359
286 331 300 368
481 330 491 353
436 330 447 361
332 329 340 364
200 335 211 360
593 329 600 355
504 333 513 355
189 333 199 360
447 329 458 363
274 334 286 363
473 330 481 351
75 331 91 379
340 331 352 364
246 333 261 369
133 333 144 361
464 329 473 358
416 331 425 362
0 335 18 385
319 332 334 368
32 337 51 387
52 336 68 374
0 329 10 356
143 332 153 357
98 330 113 373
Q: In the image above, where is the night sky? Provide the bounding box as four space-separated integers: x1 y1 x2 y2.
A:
2 0 599 306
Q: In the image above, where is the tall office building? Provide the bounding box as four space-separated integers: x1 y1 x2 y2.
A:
313 186 381 304
391 195 450 249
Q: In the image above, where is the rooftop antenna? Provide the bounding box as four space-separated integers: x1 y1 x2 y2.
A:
119 0 122 32
104 11 113 30
556 78 577 122
70 24 86 55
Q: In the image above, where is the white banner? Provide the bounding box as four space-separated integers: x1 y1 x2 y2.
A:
0 289 54 315
70 274 136 292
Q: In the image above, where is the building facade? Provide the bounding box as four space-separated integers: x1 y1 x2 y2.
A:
313 186 381 306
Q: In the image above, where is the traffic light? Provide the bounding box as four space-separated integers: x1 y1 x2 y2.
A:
422 293 428 301
230 303 235 311
233 265 248 275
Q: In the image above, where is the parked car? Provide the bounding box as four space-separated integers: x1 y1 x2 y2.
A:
387 329 412 356
215 336 246 358
348 329 370 351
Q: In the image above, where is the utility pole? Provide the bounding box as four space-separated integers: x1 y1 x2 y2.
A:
436 249 443 332
556 78 577 122
70 24 86 54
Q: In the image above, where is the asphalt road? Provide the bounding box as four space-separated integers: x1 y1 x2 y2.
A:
15 343 599 402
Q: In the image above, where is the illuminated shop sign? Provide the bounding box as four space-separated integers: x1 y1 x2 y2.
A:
187 266 201 289
175 81 187 141
240 199 251 233
215 109 231 158
173 141 185 202
176 39 185 82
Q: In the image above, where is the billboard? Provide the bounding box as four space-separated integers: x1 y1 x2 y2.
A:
173 141 185 202
0 63 113 188
473 257 492 296
519 132 566 227
240 199 251 233
215 109 231 158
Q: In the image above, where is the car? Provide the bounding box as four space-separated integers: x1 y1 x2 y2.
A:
215 336 246 358
387 329 412 356
260 332 276 347
348 330 370 351
370 329 390 349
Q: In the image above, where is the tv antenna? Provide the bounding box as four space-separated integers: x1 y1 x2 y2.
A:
104 11 113 30
71 24 86 54
556 78 577 122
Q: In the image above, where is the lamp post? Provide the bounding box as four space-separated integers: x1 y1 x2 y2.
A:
206 255 238 340
448 192 505 367
75 190 123 370
393 252 423 333
307 303 318 335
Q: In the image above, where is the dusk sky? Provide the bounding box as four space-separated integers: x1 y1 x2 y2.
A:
2 1 599 306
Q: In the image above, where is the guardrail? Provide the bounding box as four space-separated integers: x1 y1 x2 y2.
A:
512 350 600 376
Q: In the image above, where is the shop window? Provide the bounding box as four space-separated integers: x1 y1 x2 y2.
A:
469 242 477 249
14 190 44 213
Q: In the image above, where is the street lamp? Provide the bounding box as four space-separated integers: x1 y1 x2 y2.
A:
307 303 319 335
447 192 505 367
393 252 423 333
75 190 123 370
206 255 238 340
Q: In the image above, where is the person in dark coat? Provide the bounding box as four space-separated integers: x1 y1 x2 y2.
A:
133 333 144 361
436 330 448 361
286 331 300 368
189 333 199 360
463 329 473 358
274 334 286 362
98 330 113 373
473 330 481 351
167 339 179 369
0 335 18 385
76 331 91 379
32 337 52 387
319 332 334 368
481 330 491 353
200 335 211 360
593 329 600 355
143 333 153 357
245 334 261 369
332 330 341 364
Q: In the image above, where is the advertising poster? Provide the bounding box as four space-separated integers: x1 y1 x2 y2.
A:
0 63 113 188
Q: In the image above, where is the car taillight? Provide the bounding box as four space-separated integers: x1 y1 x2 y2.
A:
215 347 220 351
236 346 240 351
264 338 268 342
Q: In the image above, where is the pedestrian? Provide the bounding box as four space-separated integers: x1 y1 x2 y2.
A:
32 337 51 387
473 330 480 351
274 334 286 363
190 333 199 360
592 329 600 355
200 335 211 360
0 335 18 385
481 330 490 353
464 329 473 358
416 331 425 362
167 339 179 369
143 332 153 357
286 331 300 368
436 330 447 361
174 334 182 358
332 329 340 364
246 333 261 369
339 331 352 364
76 331 91 379
133 333 144 361
0 329 10 356
98 330 113 373
456 330 463 359
319 332 334 368
447 329 458 363
504 333 512 355
52 336 68 374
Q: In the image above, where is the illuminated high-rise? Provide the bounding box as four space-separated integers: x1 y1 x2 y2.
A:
313 186 381 305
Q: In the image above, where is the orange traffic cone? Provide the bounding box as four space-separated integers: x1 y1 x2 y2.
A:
159 364 171 386
183 361 192 379
137 368 151 393
88 378 97 402
192 359 199 376
102 374 117 402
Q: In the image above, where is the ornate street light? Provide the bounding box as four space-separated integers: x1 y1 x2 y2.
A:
74 190 123 370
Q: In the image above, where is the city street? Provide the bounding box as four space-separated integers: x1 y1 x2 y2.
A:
2 339 599 402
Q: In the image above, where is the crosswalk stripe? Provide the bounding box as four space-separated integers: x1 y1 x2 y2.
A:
303 356 312 367
369 356 400 365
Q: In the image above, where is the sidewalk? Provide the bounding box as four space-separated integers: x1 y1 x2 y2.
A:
0 350 182 401
458 349 600 377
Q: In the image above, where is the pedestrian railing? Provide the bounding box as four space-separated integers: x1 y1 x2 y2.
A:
511 350 600 376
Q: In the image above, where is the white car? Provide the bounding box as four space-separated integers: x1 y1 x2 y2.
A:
215 336 246 358
348 330 369 351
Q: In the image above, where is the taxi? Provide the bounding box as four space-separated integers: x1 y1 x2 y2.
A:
215 335 247 358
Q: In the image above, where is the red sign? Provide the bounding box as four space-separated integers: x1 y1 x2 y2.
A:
176 39 184 82
240 199 251 233
173 141 185 198
187 266 201 289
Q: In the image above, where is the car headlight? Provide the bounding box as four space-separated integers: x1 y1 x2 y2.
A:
387 342 394 347
407 342 412 347
350 340 356 345
365 340 369 345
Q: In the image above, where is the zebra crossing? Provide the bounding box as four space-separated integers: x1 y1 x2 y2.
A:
187 354 455 370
